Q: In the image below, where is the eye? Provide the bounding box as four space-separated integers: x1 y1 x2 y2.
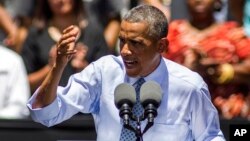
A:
130 40 143 46
119 37 125 45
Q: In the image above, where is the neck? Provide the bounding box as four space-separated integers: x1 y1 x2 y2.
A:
142 55 161 77
190 14 215 30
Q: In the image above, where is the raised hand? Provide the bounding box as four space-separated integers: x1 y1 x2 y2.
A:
55 25 80 68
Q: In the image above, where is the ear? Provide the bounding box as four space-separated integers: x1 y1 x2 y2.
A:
157 38 169 53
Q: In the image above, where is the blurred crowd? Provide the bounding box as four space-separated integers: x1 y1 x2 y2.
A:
0 0 250 121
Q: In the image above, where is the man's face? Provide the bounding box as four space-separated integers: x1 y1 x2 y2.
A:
119 21 162 77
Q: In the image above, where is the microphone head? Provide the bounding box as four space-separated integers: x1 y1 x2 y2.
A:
140 81 162 108
114 83 136 109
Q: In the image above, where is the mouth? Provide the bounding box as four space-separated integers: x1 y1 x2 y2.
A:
194 4 206 13
123 59 138 69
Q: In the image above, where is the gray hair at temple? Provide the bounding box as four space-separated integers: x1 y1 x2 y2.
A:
122 4 168 41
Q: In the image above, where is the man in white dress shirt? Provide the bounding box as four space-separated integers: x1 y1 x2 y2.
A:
27 5 225 141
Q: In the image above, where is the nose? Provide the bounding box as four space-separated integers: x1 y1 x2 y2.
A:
120 43 132 56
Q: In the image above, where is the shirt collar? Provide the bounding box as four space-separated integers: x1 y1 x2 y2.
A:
125 57 167 86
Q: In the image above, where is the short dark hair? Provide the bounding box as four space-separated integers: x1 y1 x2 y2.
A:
122 4 168 41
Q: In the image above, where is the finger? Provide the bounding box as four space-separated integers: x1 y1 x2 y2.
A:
60 31 77 43
57 49 77 55
57 37 76 53
58 36 76 46
62 25 79 36
62 25 75 34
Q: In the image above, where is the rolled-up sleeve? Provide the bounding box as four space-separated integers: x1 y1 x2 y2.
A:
27 62 101 127
27 88 61 127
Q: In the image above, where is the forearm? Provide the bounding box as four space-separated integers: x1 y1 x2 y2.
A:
0 5 16 35
104 19 120 50
32 25 79 109
0 5 18 48
28 65 51 92
32 64 64 109
232 58 250 84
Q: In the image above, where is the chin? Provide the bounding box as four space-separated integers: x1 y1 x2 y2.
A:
125 69 140 77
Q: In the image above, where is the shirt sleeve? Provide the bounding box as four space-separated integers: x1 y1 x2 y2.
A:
191 82 226 141
27 62 101 127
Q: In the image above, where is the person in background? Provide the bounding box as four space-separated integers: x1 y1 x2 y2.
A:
0 4 18 50
0 45 30 119
0 0 34 53
84 0 121 55
162 0 250 119
229 0 250 37
27 5 225 141
21 0 110 93
143 0 171 20
144 0 228 22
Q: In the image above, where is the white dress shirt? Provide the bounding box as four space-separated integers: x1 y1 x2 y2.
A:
0 46 30 119
27 55 225 141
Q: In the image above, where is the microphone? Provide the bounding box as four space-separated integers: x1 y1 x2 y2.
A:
114 83 136 125
140 81 162 133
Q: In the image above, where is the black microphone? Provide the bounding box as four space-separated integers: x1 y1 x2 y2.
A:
114 83 136 125
140 81 162 133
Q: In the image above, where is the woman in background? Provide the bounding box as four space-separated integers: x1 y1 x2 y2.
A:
21 0 110 93
163 0 250 119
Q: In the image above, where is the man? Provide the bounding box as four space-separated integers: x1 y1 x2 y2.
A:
0 45 30 119
27 5 225 141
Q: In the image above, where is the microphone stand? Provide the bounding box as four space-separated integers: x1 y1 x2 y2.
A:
135 116 143 141
122 104 157 141
123 116 155 141
123 115 144 141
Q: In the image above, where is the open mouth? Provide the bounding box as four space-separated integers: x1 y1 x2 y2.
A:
124 59 138 68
